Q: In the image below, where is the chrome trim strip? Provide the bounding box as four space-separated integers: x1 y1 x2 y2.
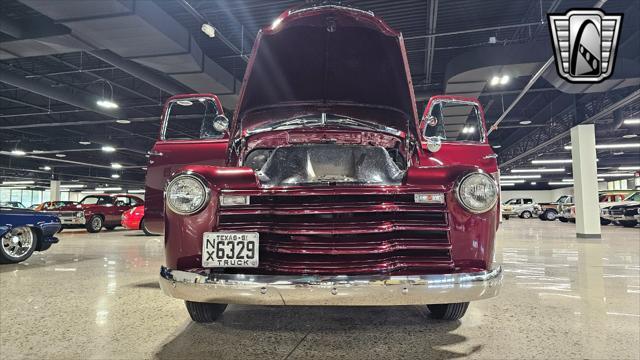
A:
159 266 503 306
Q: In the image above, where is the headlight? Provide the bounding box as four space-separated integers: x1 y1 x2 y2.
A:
455 172 498 213
76 211 83 218
166 174 209 215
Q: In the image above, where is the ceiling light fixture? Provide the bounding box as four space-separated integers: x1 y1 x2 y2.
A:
489 76 500 86
79 141 91 145
519 120 532 125
623 119 640 125
128 189 145 194
613 151 624 155
60 184 86 188
101 146 116 153
111 163 123 169
115 119 131 124
619 166 640 170
95 187 122 192
530 182 537 185
492 144 502 149
10 149 26 156
500 183 515 186
622 134 638 139
501 174 542 179
565 143 640 150
548 182 573 186
43 166 52 171
111 174 120 179
500 74 510 85
511 168 565 173
531 159 572 164
96 99 119 109
2 180 35 185
201 23 216 37
598 172 635 178
501 179 525 183
55 153 66 158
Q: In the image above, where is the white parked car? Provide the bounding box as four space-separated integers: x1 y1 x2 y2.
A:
502 198 535 220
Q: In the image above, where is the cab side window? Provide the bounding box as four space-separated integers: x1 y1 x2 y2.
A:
524 199 533 204
115 197 130 207
163 98 222 140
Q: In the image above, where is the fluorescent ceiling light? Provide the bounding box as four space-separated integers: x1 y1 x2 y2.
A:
619 166 639 170
95 187 122 191
96 99 119 109
623 119 640 125
562 179 574 182
55 153 66 158
128 189 145 194
101 146 116 153
613 151 624 155
565 143 640 150
10 149 26 156
519 120 532 125
530 182 537 185
548 182 572 185
598 172 634 178
79 141 91 145
501 175 541 179
489 76 500 86
42 166 51 171
501 179 525 183
115 119 131 124
500 183 515 186
2 180 34 185
511 168 564 173
500 75 510 85
60 184 86 188
492 144 502 149
111 163 122 169
622 134 637 139
531 159 571 164
111 174 120 179
201 23 216 37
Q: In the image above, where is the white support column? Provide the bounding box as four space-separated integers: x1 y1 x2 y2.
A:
50 180 61 202
571 124 601 238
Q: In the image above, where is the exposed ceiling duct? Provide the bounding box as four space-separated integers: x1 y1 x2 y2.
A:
15 0 240 106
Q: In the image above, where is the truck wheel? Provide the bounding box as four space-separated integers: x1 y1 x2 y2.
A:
520 211 532 219
502 215 510 220
140 219 156 236
544 210 557 221
620 220 638 228
600 218 611 226
86 215 103 233
185 301 227 323
559 217 568 223
427 302 469 320
538 213 547 220
0 227 37 264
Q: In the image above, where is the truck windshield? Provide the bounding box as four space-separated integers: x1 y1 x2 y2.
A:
424 101 484 142
80 196 113 205
624 192 640 201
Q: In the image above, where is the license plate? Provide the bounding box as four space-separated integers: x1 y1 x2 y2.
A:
202 232 259 267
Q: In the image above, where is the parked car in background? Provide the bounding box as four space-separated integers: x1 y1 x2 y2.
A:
56 194 144 233
502 198 535 220
535 195 573 221
603 191 640 227
564 192 630 224
34 201 83 231
149 5 503 323
121 206 154 236
0 207 61 263
0 202 26 209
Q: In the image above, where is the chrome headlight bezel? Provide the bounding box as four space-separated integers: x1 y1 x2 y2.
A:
165 173 210 215
455 172 499 214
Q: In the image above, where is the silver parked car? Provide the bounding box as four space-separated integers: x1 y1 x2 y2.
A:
502 198 536 220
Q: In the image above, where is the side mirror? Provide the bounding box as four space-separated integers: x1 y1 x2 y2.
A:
213 115 229 132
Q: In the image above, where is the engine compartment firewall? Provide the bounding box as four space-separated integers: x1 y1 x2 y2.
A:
251 144 405 187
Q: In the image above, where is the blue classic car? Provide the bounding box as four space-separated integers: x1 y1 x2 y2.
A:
0 207 61 264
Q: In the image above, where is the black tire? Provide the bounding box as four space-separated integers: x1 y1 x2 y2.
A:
86 215 103 233
185 301 227 323
559 217 569 223
105 226 116 231
544 210 557 221
502 215 510 220
427 302 470 320
140 219 156 236
569 219 576 223
600 218 611 226
520 211 532 219
620 220 638 228
0 227 37 264
538 214 546 220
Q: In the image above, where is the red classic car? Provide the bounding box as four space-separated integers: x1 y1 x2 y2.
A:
121 205 154 235
58 194 144 233
147 5 503 323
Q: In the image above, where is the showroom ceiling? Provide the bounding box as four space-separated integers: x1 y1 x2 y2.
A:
0 0 639 190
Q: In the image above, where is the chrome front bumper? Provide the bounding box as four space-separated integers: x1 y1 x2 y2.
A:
159 266 503 306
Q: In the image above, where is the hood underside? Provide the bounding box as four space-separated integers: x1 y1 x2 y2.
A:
235 6 417 134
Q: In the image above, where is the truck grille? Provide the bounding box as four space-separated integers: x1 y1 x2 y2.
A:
217 193 452 275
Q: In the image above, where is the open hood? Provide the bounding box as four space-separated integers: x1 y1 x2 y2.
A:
233 5 418 135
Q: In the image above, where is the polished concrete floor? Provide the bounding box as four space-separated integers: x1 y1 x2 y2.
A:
1 220 639 359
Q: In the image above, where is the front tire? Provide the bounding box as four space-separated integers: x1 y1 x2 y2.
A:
0 227 37 264
86 215 103 233
140 219 155 236
559 217 568 223
185 301 227 323
600 218 611 226
544 210 557 221
427 302 469 320
520 211 532 219
620 220 638 228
